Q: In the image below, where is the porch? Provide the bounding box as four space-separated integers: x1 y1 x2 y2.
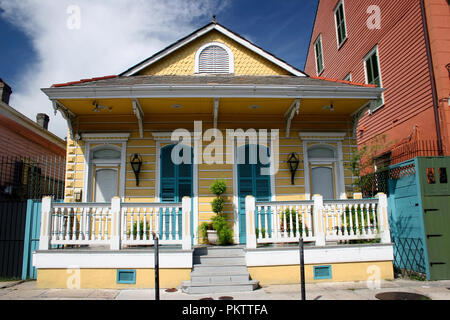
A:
33 194 394 288
36 193 391 251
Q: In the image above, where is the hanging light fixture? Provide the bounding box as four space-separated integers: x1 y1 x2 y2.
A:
130 154 143 186
287 153 300 185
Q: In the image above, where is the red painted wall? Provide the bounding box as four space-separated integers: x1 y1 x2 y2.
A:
425 0 450 155
305 0 446 158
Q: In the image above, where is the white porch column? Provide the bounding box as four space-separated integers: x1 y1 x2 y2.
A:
182 196 192 250
110 197 121 250
376 193 391 243
313 194 325 246
39 196 53 251
245 196 257 249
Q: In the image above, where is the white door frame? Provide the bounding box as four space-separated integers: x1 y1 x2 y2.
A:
153 133 199 245
300 132 346 200
82 133 130 202
232 140 276 244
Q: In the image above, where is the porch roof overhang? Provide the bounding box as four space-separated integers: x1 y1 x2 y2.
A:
42 83 384 101
42 76 384 139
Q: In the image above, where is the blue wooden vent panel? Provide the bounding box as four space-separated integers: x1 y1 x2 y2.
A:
117 269 136 284
313 265 332 280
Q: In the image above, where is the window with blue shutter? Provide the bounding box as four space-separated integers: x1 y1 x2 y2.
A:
160 144 193 240
237 144 271 244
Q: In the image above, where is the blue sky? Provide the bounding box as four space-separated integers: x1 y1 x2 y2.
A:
0 0 318 138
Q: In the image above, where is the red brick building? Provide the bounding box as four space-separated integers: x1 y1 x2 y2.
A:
305 0 449 167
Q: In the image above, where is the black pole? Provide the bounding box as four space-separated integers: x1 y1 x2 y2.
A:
155 236 160 300
299 238 306 300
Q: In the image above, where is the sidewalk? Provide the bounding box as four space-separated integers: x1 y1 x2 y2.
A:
0 279 449 300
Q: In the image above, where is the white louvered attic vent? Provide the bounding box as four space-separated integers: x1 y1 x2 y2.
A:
198 45 230 74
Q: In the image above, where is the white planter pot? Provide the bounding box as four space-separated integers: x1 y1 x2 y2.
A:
207 230 218 245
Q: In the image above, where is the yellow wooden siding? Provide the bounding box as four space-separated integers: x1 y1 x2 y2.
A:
63 127 359 230
137 30 290 76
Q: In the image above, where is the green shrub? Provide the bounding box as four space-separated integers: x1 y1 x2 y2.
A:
128 221 151 239
209 179 227 196
199 222 212 242
208 179 233 245
255 228 266 238
281 209 308 237
212 214 233 245
211 197 225 214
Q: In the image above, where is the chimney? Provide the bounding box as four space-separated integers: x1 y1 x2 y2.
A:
36 113 50 130
0 78 12 105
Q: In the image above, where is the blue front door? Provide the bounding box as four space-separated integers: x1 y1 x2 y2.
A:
160 144 193 241
237 145 271 244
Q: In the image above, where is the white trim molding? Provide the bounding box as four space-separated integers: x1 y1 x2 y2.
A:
245 244 393 267
154 134 199 245
81 133 130 202
300 132 346 200
33 250 193 269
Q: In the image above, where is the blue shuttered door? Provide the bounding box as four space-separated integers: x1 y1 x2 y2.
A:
238 145 271 244
160 145 193 241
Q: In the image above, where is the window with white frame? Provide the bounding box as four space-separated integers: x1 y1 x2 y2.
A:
334 0 347 47
314 35 324 75
195 42 234 74
364 45 384 111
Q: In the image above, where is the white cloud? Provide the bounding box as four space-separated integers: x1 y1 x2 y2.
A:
0 0 229 138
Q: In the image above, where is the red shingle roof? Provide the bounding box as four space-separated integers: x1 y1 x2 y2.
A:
51 75 118 88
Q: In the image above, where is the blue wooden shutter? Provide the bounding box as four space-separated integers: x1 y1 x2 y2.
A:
161 146 176 202
160 144 193 240
238 145 271 244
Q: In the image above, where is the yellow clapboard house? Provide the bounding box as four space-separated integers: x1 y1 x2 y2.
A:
35 21 394 290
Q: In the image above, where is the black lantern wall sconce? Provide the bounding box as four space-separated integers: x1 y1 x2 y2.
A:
287 153 300 185
130 153 143 186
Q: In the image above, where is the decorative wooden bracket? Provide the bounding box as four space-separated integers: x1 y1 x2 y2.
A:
213 98 220 129
132 99 144 138
284 99 300 138
52 100 76 140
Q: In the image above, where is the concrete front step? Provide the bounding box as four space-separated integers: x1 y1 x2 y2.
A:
194 246 245 257
191 270 251 284
192 264 249 273
181 280 259 294
182 246 259 294
193 255 246 265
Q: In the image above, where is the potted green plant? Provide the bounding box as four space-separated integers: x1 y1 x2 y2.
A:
203 179 233 245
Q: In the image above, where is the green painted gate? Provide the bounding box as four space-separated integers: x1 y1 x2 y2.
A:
22 199 63 280
388 157 450 280
416 157 450 280
21 200 41 280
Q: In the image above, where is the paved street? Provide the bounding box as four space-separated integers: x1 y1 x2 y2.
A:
1 279 449 300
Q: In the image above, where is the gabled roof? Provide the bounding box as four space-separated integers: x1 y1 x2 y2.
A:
119 21 307 77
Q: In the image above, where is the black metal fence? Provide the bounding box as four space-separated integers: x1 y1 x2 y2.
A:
0 201 27 279
390 140 441 165
359 140 440 198
0 155 66 201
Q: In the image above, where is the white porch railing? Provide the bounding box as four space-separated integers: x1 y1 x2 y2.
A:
245 193 390 249
38 196 192 251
